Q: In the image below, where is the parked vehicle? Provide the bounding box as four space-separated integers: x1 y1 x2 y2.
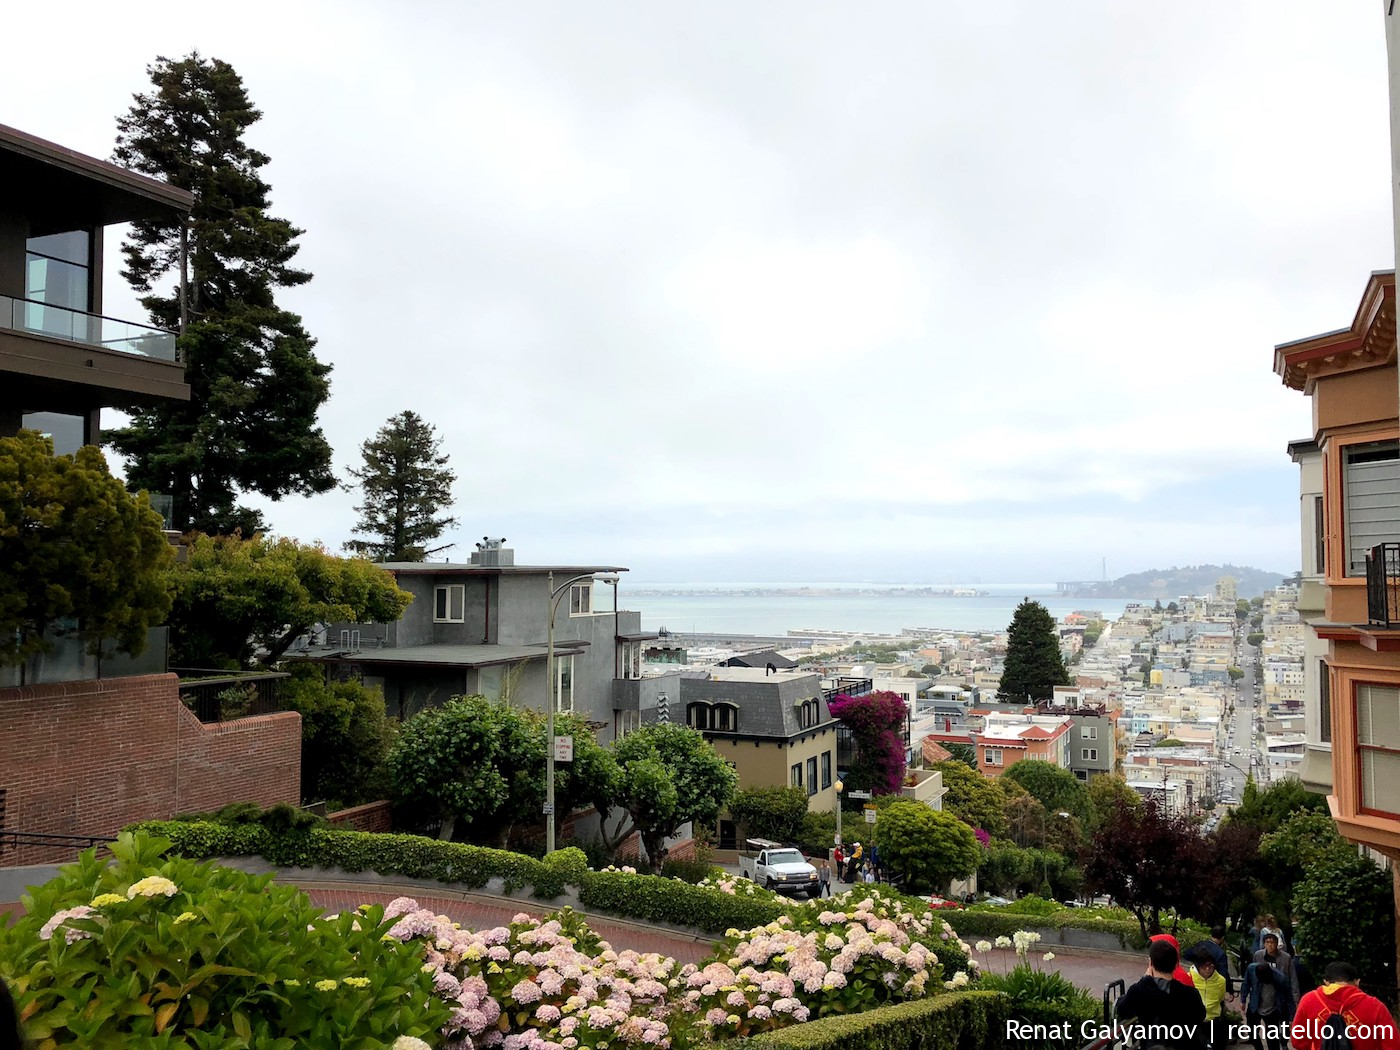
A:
737 838 820 897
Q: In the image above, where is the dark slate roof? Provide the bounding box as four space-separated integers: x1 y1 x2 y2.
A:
720 650 798 669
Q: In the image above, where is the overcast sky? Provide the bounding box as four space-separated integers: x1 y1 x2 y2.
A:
5 3 1393 583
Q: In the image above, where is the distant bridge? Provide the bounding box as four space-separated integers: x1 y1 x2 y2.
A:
1055 581 1103 594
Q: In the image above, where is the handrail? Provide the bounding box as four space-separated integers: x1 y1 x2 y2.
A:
0 830 111 857
0 293 178 362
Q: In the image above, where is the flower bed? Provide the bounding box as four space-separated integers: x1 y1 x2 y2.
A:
4 832 1057 1050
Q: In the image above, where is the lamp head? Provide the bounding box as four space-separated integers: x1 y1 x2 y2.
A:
595 574 620 584
834 780 843 793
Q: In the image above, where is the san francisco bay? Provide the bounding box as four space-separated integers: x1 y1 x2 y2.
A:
627 583 1149 637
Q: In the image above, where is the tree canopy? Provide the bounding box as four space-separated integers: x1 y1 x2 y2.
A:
933 760 1011 839
1083 799 1205 939
282 664 396 808
109 52 335 534
1085 773 1142 835
1001 759 1090 826
728 786 810 844
873 801 979 894
167 533 411 668
827 690 908 796
345 411 458 561
600 723 738 873
998 598 1071 701
0 432 173 666
1228 778 1328 835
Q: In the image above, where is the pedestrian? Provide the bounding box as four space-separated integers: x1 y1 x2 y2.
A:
1289 960 1400 1050
1241 954 1295 1050
862 862 875 885
0 975 25 1050
1252 916 1269 955
833 844 844 880
1255 933 1302 1007
1190 956 1229 1050
1151 933 1198 988
1115 938 1208 1050
847 842 863 883
818 859 832 897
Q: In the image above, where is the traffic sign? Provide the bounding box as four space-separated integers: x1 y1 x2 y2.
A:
848 790 872 800
864 809 877 824
542 802 554 815
553 735 574 762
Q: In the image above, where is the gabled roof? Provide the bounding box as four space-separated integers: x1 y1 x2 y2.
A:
1274 270 1396 392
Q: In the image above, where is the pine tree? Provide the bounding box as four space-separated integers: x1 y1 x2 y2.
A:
107 53 335 534
998 597 1072 701
345 411 458 561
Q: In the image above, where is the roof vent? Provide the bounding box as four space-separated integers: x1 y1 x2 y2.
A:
470 537 514 567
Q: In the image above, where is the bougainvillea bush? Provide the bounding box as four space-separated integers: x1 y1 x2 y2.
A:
826 691 908 796
0 832 449 1048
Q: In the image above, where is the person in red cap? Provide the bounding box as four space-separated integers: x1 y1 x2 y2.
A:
1151 933 1197 988
1289 961 1399 1050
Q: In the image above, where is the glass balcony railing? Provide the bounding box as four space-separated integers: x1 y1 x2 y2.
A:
0 294 178 362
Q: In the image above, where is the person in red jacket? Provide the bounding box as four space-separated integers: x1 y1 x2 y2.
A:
1152 933 1198 988
1289 961 1399 1050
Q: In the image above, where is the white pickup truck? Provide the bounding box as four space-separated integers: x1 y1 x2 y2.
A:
737 839 820 897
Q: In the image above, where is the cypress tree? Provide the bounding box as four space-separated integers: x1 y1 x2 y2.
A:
107 52 335 534
998 597 1072 701
345 410 458 561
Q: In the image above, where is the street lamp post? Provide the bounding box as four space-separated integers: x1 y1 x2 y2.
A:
545 570 619 856
834 779 844 856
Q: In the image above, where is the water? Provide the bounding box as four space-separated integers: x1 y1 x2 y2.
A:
628 583 1149 637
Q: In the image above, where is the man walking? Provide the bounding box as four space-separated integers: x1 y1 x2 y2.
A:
1289 961 1398 1050
1116 938 1208 1050
818 859 832 897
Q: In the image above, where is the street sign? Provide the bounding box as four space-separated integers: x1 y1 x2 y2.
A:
833 833 842 846
542 802 554 815
553 735 574 762
847 790 872 800
865 809 877 824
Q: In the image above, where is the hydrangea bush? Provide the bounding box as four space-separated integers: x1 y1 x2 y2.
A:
0 832 450 1048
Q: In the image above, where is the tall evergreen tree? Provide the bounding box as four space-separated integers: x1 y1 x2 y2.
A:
345 411 458 561
998 597 1072 701
107 53 335 534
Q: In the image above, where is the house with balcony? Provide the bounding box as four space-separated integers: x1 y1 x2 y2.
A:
1 122 191 458
0 123 301 858
297 544 656 740
1273 270 1400 896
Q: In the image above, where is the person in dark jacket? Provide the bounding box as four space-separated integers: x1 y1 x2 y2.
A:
0 976 27 1050
1240 958 1295 1050
1116 939 1208 1049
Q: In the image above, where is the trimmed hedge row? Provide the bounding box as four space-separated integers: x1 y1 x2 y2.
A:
129 821 571 898
743 990 1010 1050
577 870 788 933
946 906 1210 951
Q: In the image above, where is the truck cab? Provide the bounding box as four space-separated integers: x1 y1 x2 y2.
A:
737 838 820 898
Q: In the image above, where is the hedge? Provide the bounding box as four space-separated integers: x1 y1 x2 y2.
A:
946 906 1211 951
129 821 561 897
742 990 1009 1050
577 870 789 933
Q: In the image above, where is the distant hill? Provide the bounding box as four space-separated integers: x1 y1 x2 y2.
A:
1061 564 1293 600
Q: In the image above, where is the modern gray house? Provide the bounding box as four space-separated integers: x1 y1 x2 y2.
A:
300 543 661 740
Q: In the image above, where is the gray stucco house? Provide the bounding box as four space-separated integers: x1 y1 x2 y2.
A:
299 543 656 740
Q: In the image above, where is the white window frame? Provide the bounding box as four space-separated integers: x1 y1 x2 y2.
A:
434 584 465 623
985 747 1003 766
569 582 592 616
1343 440 1400 577
1082 726 1098 741
553 654 574 713
1082 748 1098 762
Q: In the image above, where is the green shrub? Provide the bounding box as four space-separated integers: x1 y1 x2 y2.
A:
578 870 788 933
946 900 1210 952
744 989 1009 1050
0 831 449 1046
996 896 1063 917
976 963 1101 1050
